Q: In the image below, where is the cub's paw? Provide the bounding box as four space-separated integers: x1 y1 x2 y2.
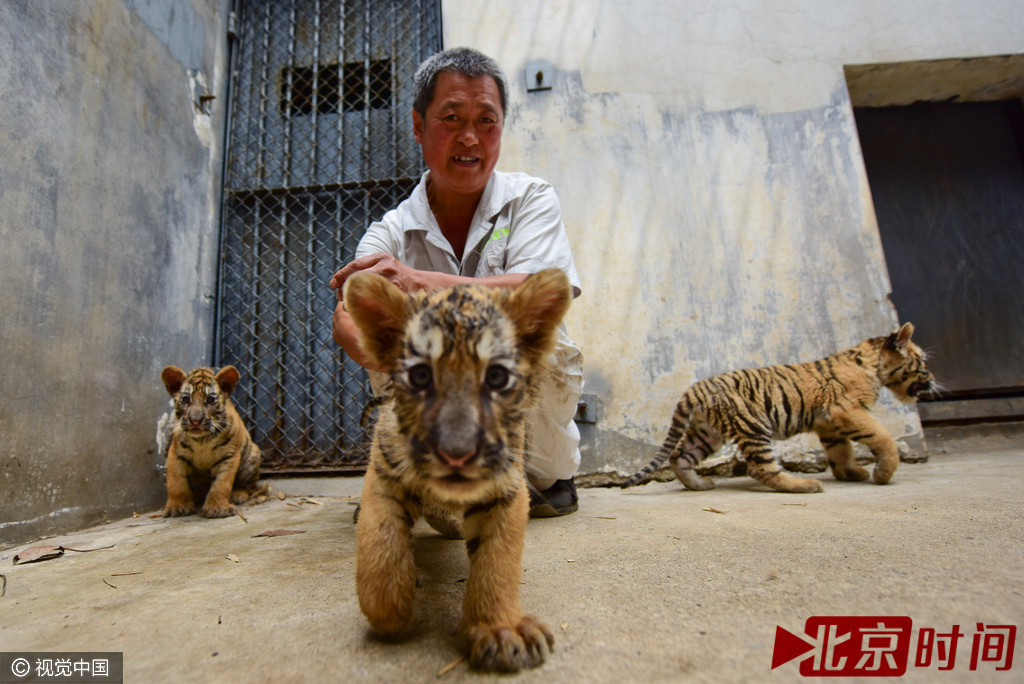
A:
468 615 554 672
788 478 824 494
202 503 238 518
230 489 253 505
831 464 870 482
872 465 896 485
163 501 196 517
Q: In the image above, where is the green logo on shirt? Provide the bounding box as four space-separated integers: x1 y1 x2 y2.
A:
488 226 510 243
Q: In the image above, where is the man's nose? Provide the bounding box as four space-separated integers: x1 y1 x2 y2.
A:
456 122 479 146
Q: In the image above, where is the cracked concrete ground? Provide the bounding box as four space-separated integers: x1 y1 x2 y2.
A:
1 424 1021 683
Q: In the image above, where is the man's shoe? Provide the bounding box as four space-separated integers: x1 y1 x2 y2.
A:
529 478 579 518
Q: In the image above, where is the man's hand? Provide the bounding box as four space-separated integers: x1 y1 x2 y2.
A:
329 252 530 301
329 253 418 299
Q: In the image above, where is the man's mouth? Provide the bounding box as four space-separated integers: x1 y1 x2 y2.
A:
453 155 478 164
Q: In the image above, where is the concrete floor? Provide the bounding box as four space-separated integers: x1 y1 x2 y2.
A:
1 425 1021 683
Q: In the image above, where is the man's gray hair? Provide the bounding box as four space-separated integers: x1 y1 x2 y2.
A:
412 47 508 119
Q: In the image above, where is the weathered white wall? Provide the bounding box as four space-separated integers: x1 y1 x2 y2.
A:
442 0 1024 473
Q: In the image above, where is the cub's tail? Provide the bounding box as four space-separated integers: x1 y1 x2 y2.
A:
620 452 669 488
620 401 699 489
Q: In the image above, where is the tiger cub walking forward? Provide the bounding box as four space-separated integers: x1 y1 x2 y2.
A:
623 323 935 493
343 269 572 672
160 365 262 517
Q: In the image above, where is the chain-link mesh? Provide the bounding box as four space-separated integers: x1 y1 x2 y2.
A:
217 0 441 472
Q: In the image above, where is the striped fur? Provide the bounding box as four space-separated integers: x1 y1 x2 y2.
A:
623 323 935 493
160 365 262 517
344 268 571 672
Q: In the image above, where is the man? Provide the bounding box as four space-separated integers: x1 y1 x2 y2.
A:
330 47 582 517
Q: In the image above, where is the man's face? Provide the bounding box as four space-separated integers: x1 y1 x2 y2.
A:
413 71 503 201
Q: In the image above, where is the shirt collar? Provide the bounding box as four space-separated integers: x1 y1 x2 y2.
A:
405 170 510 235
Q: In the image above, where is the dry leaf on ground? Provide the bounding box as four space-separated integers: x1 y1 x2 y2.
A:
13 544 114 565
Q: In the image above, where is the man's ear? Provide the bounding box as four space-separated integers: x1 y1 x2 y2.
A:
412 110 423 145
505 269 572 364
343 272 410 370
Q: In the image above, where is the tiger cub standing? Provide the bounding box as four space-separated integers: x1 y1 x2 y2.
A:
343 268 572 673
622 323 935 493
160 365 262 517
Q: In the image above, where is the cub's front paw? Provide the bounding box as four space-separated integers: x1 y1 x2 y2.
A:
468 615 554 672
202 503 237 518
831 464 870 481
163 500 195 517
229 489 253 505
872 463 896 484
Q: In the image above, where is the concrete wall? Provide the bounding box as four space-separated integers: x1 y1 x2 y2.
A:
0 0 230 546
441 0 1024 474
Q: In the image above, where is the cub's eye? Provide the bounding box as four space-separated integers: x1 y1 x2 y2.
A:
407 364 432 390
485 365 512 391
205 394 218 406
180 395 191 406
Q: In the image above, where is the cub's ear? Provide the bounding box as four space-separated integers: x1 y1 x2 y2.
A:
343 272 410 370
161 365 187 396
505 269 572 363
885 322 915 353
215 365 241 395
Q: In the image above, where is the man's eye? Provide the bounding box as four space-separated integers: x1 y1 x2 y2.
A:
408 364 432 390
485 365 512 391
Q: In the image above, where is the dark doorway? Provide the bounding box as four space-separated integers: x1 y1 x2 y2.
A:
854 100 1024 422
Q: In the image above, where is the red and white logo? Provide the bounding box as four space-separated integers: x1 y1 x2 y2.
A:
772 617 1016 676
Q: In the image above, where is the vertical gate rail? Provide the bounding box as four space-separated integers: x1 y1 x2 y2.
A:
217 0 441 471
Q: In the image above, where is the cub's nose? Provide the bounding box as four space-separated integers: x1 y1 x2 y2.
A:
437 449 478 469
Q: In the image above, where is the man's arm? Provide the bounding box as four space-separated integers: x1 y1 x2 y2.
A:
329 252 528 294
329 253 530 372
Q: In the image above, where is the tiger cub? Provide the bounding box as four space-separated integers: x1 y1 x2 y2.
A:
160 365 262 517
622 323 935 493
343 268 572 672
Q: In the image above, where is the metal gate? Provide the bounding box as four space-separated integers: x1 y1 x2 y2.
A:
216 0 441 471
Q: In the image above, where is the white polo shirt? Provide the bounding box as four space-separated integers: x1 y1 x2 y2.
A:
356 170 582 298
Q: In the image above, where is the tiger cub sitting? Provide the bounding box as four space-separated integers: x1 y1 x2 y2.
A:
160 365 262 517
343 268 572 672
622 323 935 493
